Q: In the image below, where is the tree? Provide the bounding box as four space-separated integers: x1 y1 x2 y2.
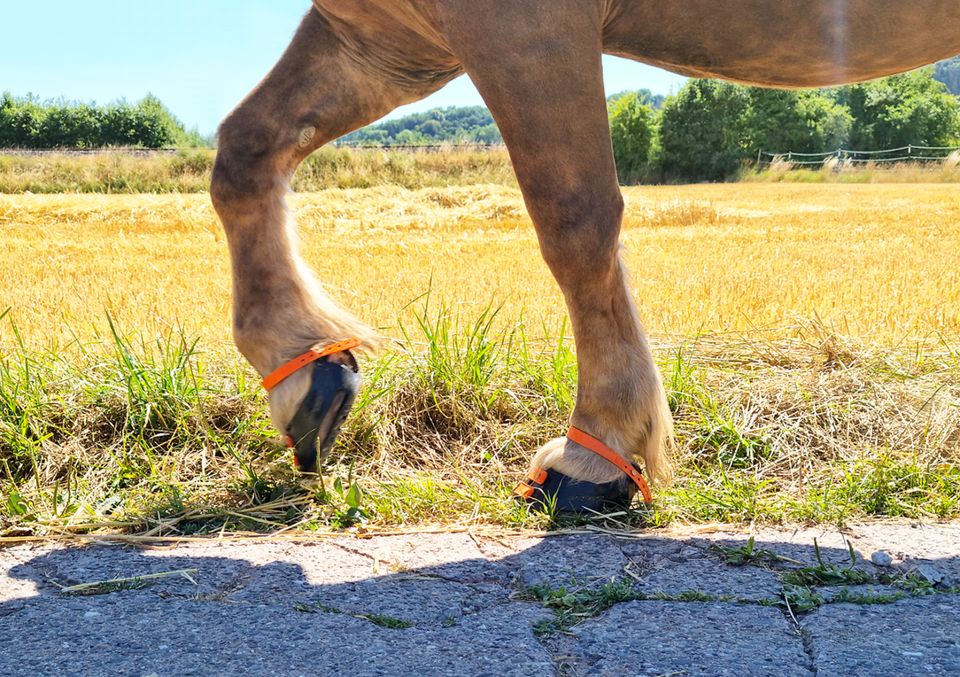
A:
339 106 500 146
607 92 654 183
744 88 852 155
38 102 102 148
659 79 750 181
934 56 960 96
831 69 960 149
607 88 666 110
0 93 46 147
0 93 196 148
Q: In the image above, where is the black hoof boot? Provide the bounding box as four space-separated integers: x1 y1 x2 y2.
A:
516 469 637 513
285 351 360 473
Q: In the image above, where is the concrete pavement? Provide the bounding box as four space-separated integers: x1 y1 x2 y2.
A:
1 521 958 676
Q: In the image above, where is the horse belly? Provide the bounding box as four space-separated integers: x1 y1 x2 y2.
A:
606 0 960 87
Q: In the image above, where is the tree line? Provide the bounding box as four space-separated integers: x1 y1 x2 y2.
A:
3 56 958 181
339 106 502 146
613 65 960 182
0 93 204 149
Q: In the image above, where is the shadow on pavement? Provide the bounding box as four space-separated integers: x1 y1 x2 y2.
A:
1 524 958 675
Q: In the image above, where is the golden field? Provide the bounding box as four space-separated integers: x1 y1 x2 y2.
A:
2 181 959 533
1 182 959 354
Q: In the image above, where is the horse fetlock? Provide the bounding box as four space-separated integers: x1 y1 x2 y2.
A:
529 436 625 485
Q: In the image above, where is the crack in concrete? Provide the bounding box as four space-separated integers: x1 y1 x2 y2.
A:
798 625 819 676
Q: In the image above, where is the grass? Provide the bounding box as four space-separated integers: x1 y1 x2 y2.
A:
0 147 516 194
1 183 959 536
751 160 960 184
4 149 959 194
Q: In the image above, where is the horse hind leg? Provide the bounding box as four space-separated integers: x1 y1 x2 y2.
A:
211 8 453 470
442 1 673 506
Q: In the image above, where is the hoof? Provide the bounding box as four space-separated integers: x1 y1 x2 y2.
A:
284 351 360 473
515 468 637 514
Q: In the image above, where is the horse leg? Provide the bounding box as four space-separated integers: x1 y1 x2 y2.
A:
441 2 672 505
211 9 455 470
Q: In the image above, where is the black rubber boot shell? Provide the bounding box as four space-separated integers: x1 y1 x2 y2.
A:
285 352 360 473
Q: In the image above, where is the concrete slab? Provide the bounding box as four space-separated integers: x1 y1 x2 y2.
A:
1 592 553 676
805 595 960 674
2 524 959 676
634 556 783 601
561 601 810 676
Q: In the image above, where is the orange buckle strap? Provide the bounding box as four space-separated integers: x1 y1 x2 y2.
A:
567 426 653 504
513 467 548 499
261 338 361 391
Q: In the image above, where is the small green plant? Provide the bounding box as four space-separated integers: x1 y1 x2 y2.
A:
323 477 369 529
524 579 644 636
780 540 872 588
358 613 413 629
830 588 905 605
710 536 792 566
782 584 824 613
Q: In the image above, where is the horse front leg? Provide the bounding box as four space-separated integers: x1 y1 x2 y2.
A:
442 0 672 510
210 8 450 470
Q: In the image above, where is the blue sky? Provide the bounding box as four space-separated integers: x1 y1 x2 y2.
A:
2 1 686 135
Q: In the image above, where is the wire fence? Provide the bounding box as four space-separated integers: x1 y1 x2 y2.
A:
758 144 960 168
332 142 506 152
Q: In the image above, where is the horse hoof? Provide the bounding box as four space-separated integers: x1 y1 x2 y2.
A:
284 351 360 473
515 468 636 514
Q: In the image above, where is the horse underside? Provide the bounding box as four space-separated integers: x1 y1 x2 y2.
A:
604 0 960 87
212 1 960 513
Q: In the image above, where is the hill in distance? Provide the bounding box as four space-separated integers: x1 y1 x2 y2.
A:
337 88 666 147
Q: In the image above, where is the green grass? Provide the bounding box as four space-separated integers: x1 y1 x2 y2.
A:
1 303 958 538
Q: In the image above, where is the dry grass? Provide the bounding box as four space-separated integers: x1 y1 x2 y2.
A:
2 183 960 351
751 161 960 184
0 148 516 194
1 182 958 536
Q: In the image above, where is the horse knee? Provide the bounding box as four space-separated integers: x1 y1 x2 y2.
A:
533 188 624 287
210 109 286 207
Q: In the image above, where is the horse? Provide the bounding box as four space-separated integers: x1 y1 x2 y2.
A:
210 0 960 512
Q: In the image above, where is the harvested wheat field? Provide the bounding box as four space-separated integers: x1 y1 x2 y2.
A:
1 183 958 536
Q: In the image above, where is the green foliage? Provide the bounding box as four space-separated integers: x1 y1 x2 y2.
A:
638 67 956 181
934 56 960 96
0 92 202 148
659 79 750 181
744 89 852 155
607 88 666 110
830 69 960 148
341 106 501 146
607 92 654 183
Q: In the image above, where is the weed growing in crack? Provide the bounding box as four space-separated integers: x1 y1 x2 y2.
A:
292 603 412 629
358 614 414 629
710 536 796 567
780 540 872 588
523 579 643 636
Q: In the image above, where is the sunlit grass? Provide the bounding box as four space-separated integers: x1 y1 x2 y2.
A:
1 183 959 536
3 183 960 354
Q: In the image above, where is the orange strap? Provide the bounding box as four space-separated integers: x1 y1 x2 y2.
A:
513 467 548 498
567 426 653 504
261 338 361 391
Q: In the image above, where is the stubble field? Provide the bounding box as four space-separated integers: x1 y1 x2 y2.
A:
1 182 958 537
